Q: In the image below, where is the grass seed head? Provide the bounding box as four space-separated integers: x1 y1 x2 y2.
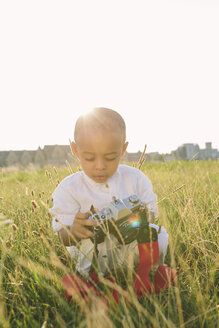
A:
32 231 40 237
6 240 12 248
12 223 18 231
31 200 38 208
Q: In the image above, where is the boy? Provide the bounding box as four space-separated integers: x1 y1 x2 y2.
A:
51 108 174 298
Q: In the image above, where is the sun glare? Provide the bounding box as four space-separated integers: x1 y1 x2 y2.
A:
79 108 92 117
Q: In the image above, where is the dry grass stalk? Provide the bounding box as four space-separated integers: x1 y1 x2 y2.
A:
137 144 147 170
0 219 13 226
65 159 73 174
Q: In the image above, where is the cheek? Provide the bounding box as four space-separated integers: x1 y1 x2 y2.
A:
109 159 120 171
80 161 92 171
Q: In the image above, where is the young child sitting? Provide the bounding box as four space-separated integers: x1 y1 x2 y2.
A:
50 107 176 303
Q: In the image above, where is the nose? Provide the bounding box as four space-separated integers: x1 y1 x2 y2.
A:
95 158 106 171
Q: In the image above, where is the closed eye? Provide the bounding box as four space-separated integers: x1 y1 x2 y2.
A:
85 158 95 161
105 157 117 161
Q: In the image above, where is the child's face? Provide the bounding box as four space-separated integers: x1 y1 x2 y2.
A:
72 129 128 183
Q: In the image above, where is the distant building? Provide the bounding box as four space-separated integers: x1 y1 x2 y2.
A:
174 143 200 160
123 151 142 162
198 142 218 160
147 152 163 162
43 145 73 166
0 145 76 168
174 142 219 161
0 142 218 168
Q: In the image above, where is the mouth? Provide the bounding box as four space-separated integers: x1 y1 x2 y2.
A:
93 175 107 182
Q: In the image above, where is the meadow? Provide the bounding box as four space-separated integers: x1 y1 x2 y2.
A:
0 161 218 328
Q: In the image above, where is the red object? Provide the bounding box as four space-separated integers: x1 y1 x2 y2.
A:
134 241 159 298
62 243 178 304
88 270 100 285
62 273 101 302
154 265 177 292
62 271 120 306
104 276 120 305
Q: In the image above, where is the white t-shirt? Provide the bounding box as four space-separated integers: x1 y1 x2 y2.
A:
50 164 158 276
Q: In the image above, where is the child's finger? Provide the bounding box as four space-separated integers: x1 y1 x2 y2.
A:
74 227 94 239
74 231 89 239
75 211 91 220
79 219 100 227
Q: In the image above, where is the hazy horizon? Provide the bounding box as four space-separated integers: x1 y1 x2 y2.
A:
0 140 218 154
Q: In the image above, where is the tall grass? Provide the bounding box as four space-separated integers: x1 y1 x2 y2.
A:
0 161 218 327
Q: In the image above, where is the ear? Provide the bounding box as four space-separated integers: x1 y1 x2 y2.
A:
71 141 79 159
121 141 129 157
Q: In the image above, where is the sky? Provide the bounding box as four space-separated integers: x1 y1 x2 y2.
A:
0 0 218 154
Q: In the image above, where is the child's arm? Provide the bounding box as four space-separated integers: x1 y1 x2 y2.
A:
58 211 99 246
50 178 99 247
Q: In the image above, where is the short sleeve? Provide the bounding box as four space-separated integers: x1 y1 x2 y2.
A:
136 170 158 218
50 184 80 233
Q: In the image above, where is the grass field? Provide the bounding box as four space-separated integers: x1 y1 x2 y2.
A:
0 161 218 328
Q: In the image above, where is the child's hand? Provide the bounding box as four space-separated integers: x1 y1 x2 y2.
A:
71 211 99 240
